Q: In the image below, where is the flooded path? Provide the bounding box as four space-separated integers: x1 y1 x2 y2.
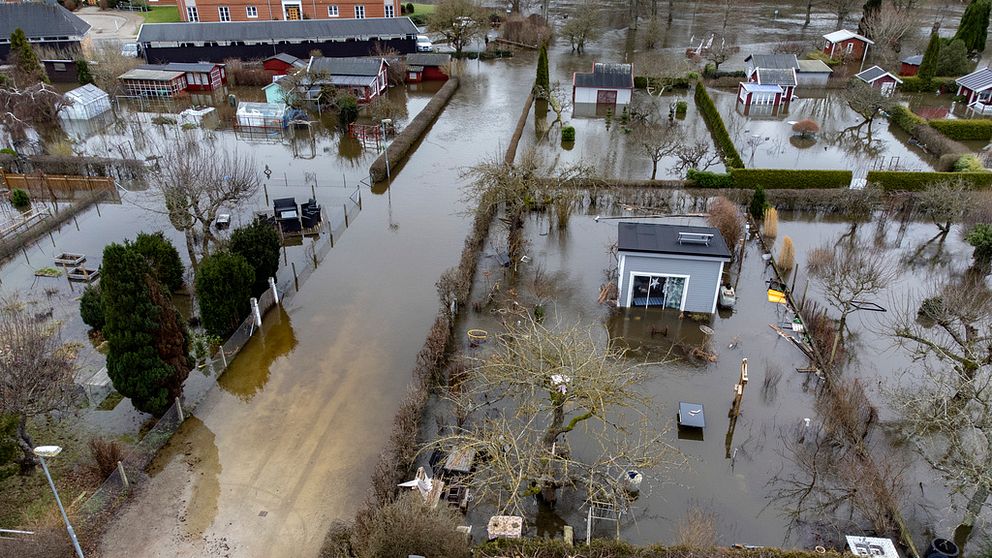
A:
97 56 537 557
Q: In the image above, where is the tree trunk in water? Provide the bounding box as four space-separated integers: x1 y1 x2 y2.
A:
185 229 199 270
804 0 812 27
16 415 37 473
651 160 659 180
954 484 989 550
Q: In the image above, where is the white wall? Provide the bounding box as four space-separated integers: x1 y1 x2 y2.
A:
574 86 632 105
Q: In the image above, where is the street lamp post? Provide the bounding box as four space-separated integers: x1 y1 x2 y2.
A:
34 446 85 558
380 118 392 183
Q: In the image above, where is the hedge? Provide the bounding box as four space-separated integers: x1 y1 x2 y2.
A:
694 82 745 169
929 118 992 140
687 169 852 189
868 170 992 191
898 76 957 93
633 75 692 90
887 104 926 133
479 540 847 558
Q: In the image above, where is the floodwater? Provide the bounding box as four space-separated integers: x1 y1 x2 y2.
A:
96 55 541 557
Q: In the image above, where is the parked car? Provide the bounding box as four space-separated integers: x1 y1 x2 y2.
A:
121 43 139 58
416 35 433 52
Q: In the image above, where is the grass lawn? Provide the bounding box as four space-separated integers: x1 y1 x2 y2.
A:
143 6 182 23
409 2 435 15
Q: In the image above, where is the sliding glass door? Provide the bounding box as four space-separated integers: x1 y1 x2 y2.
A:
630 274 687 310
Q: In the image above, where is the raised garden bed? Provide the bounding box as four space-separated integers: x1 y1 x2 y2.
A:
67 266 100 282
55 252 86 266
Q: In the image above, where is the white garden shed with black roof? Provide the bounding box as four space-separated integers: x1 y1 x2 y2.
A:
616 222 731 313
572 62 634 108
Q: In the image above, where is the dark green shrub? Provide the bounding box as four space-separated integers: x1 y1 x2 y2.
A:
936 38 973 76
703 63 716 77
75 59 93 85
195 251 255 338
535 44 549 93
953 0 991 53
80 284 105 331
686 169 734 188
229 216 281 297
9 188 29 209
0 148 15 156
694 82 744 169
929 118 992 140
897 76 957 93
917 32 940 82
748 186 767 221
102 242 190 417
730 169 852 189
133 231 184 292
561 125 575 142
633 75 692 90
406 2 414 12
410 14 427 25
868 170 992 191
675 100 688 118
336 94 359 124
967 223 992 261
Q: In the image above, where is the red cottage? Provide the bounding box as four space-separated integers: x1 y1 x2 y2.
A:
264 53 305 76
141 62 227 91
404 53 451 83
900 54 923 76
822 29 873 69
956 67 992 113
305 57 389 103
855 65 902 97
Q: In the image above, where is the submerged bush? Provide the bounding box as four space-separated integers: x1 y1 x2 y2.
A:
763 207 779 238
352 493 470 558
80 284 105 331
777 235 795 273
748 186 767 221
195 251 254 337
10 188 29 209
966 223 992 262
561 125 575 142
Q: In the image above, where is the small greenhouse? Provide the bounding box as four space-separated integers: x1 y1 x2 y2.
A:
61 84 111 120
235 102 287 129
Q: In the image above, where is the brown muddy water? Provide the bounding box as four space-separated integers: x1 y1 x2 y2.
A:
94 55 543 557
440 201 989 550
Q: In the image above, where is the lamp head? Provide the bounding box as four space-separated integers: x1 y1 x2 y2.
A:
33 446 63 458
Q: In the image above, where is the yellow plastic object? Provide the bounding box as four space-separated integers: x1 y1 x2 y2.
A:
767 289 787 304
467 329 488 341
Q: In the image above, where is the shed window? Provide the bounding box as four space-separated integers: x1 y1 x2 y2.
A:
54 62 67 72
219 6 231 21
355 5 365 18
328 4 338 16
247 5 258 17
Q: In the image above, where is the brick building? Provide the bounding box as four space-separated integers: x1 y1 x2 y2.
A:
176 0 397 23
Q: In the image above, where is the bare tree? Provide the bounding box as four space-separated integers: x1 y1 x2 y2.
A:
916 179 969 237
561 3 602 53
156 137 261 268
890 278 992 547
807 237 896 366
533 81 572 141
822 0 860 27
634 121 679 180
862 4 920 66
637 54 692 97
428 0 485 56
0 297 76 472
842 81 894 139
704 41 739 71
428 318 683 515
671 141 721 177
0 84 68 143
86 41 141 98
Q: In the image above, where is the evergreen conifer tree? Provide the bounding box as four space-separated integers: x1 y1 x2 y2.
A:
8 29 48 84
229 217 281 297
535 44 550 94
195 251 254 338
954 0 991 53
102 242 191 417
76 59 94 85
917 32 942 82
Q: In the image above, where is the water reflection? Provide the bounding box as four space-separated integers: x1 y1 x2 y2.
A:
218 305 298 402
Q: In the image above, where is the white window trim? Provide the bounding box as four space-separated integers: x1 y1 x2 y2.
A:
327 4 338 16
845 42 854 54
186 6 199 21
624 271 691 311
246 5 258 17
354 4 365 18
384 3 393 17
218 6 231 21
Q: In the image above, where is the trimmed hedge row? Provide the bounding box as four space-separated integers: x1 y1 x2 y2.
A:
686 168 852 189
694 82 745 169
633 75 692 90
867 170 992 191
929 118 992 140
479 540 848 558
888 104 926 132
898 76 957 93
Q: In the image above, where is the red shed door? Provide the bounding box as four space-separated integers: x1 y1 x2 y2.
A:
596 90 617 106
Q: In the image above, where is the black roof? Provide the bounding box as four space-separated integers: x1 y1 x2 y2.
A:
756 67 797 86
617 222 731 260
744 54 799 70
137 17 418 44
140 62 220 73
901 54 923 65
406 53 451 67
574 63 633 89
0 3 90 40
308 56 385 76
